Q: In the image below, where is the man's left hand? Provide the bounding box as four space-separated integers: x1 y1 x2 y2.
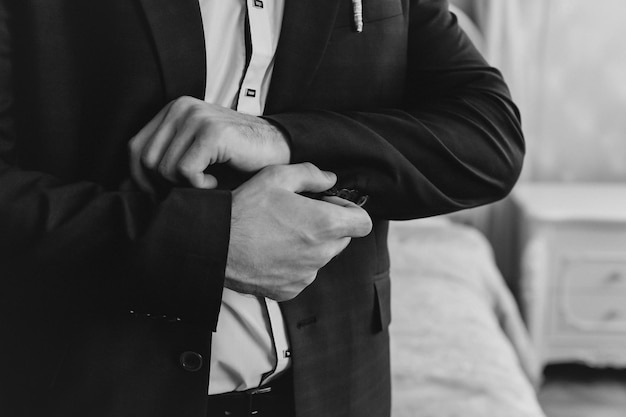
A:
128 96 291 192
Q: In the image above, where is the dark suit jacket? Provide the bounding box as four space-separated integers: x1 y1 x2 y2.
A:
0 0 524 416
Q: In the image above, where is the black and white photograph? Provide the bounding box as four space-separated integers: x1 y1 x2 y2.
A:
0 0 624 416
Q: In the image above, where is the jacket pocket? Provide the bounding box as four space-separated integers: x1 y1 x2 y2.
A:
373 271 391 332
334 0 403 28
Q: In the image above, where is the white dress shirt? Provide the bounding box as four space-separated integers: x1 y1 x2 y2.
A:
198 0 290 395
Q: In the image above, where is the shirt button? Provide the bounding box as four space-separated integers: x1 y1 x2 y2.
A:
179 351 203 372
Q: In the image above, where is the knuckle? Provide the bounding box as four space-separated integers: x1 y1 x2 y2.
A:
179 95 195 105
300 162 318 177
176 160 195 179
200 133 218 152
169 98 186 113
187 104 207 122
157 161 170 178
186 111 203 125
128 138 138 154
140 152 157 169
170 96 194 113
299 226 320 247
197 124 213 139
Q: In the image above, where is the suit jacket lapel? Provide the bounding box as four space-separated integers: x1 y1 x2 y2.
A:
265 0 342 114
136 0 206 101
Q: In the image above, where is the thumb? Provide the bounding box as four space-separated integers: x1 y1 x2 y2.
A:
260 163 337 193
188 172 219 190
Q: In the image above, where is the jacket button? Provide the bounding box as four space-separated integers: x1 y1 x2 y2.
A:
179 351 203 372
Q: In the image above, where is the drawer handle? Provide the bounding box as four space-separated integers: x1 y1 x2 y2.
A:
605 272 623 285
603 310 621 321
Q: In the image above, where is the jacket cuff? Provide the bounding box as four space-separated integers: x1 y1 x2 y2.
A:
134 188 231 330
263 112 326 165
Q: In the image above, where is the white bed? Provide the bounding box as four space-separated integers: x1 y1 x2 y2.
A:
388 218 545 417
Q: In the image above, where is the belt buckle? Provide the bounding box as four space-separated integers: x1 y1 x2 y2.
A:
250 386 272 395
246 386 272 416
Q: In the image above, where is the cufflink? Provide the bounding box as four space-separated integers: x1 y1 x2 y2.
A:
322 187 369 207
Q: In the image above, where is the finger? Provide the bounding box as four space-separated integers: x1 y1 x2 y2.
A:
130 169 155 193
321 195 361 208
129 102 172 153
190 173 219 189
128 102 173 192
343 206 373 238
157 125 198 183
140 108 178 173
129 148 155 193
176 132 220 188
323 203 373 239
259 163 337 193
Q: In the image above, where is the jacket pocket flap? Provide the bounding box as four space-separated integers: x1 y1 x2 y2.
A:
373 271 391 332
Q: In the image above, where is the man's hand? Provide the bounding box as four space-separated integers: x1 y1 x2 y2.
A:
226 163 373 301
128 96 290 192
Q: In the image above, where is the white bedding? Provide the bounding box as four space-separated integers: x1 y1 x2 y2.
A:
388 219 545 417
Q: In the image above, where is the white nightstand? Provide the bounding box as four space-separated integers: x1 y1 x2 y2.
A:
513 183 626 368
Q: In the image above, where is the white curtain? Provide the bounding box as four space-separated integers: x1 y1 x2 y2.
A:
475 0 626 182
447 1 626 289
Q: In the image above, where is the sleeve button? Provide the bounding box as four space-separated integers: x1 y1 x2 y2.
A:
179 351 203 372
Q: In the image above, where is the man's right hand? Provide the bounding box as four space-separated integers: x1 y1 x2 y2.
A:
226 163 373 301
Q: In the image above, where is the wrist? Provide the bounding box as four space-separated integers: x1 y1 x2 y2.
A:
261 117 291 165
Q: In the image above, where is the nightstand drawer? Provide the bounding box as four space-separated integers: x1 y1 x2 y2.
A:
558 295 626 330
559 258 626 294
511 183 626 368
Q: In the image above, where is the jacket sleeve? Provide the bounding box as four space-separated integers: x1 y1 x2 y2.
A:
0 2 228 328
266 0 524 220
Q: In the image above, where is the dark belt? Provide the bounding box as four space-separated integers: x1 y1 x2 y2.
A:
206 371 295 417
